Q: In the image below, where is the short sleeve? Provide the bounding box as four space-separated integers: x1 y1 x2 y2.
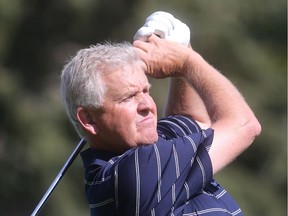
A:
157 115 213 151
157 115 202 138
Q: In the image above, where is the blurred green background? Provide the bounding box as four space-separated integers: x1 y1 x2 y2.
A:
0 0 286 215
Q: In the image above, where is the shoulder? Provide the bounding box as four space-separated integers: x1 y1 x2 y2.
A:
157 115 202 138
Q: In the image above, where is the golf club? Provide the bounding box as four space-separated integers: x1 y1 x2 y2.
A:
31 138 87 216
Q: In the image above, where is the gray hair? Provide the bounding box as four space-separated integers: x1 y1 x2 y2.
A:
60 42 141 137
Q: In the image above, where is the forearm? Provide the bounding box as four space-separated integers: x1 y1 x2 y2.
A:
164 77 211 127
183 52 249 123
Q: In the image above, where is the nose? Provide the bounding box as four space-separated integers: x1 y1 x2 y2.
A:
137 93 155 112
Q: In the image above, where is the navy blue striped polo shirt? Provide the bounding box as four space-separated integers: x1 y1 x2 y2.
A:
81 115 243 216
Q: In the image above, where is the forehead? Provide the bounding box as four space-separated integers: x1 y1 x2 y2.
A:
103 64 149 95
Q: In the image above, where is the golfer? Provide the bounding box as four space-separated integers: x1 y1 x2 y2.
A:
60 11 261 216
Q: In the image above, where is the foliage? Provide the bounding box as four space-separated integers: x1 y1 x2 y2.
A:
0 0 286 215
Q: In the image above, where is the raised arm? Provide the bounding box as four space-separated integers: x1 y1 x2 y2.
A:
133 35 261 173
164 44 211 127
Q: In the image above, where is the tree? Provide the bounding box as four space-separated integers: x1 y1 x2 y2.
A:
0 0 286 215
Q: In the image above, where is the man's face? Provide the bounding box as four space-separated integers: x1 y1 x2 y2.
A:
94 64 158 153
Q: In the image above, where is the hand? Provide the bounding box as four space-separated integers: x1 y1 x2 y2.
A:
133 34 191 78
133 11 190 47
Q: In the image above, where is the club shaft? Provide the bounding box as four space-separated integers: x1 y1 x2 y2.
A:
31 138 87 216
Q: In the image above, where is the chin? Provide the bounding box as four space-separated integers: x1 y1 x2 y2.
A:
152 133 159 143
144 133 159 145
136 127 158 145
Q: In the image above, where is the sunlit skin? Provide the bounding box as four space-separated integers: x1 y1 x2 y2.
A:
90 64 158 154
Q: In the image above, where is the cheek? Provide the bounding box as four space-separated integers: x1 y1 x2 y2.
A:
114 105 138 128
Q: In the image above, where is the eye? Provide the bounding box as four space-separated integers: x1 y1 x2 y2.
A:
129 93 137 99
143 88 149 94
144 85 151 94
123 92 137 102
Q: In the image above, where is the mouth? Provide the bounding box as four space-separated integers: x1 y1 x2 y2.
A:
137 115 155 126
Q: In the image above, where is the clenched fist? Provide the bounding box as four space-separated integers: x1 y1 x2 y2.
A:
134 11 190 47
133 34 193 79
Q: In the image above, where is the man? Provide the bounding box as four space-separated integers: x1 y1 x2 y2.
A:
60 11 261 215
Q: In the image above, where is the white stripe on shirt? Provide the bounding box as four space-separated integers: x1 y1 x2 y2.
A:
154 145 162 202
135 149 140 216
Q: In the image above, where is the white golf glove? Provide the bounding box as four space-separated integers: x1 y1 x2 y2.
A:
133 11 190 46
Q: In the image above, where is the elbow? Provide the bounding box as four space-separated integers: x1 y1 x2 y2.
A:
254 119 262 137
244 115 262 145
250 116 262 137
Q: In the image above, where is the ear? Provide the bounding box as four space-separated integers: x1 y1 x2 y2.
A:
76 107 99 135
